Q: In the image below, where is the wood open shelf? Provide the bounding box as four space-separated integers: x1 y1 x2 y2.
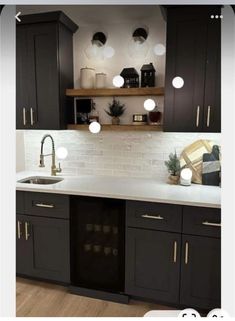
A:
66 87 164 97
67 124 163 131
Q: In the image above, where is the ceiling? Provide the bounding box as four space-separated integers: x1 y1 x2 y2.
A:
16 5 162 25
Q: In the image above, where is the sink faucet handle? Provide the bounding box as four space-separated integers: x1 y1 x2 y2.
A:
39 154 45 167
57 162 62 173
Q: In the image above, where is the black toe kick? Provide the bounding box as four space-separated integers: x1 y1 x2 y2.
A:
69 286 129 304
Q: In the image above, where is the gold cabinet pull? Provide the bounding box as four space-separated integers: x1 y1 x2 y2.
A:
206 106 211 127
30 108 34 126
17 221 22 239
196 106 200 127
35 203 55 208
185 242 189 264
202 221 221 227
173 241 177 263
141 214 164 220
23 108 27 126
25 222 30 241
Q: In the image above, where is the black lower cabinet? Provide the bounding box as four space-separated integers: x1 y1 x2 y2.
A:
125 228 181 304
180 235 221 310
16 214 70 283
16 192 221 309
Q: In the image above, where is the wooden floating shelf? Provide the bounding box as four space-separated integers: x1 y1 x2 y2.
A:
66 87 164 97
67 124 163 131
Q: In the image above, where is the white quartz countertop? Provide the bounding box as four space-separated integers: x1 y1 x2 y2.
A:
16 171 221 208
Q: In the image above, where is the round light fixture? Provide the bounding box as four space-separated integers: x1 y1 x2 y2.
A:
56 147 68 160
89 121 101 134
153 43 166 56
172 76 184 89
92 32 106 47
112 75 124 88
103 46 115 58
132 28 148 44
144 99 156 111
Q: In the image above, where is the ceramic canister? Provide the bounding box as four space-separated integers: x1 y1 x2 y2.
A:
95 73 107 88
80 67 95 89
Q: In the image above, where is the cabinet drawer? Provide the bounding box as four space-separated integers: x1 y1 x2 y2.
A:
16 191 25 214
25 192 69 219
183 206 221 238
126 201 182 233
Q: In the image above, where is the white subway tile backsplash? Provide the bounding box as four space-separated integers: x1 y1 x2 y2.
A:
22 130 221 180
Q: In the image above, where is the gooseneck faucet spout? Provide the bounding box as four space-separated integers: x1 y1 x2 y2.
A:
39 134 62 176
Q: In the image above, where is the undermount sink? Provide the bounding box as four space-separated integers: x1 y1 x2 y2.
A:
18 176 64 185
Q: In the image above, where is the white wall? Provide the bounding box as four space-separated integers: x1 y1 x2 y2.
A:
16 131 25 172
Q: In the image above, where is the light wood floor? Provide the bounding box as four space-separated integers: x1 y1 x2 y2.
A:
16 277 174 317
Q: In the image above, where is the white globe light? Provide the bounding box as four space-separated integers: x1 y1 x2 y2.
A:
56 147 68 160
89 121 101 134
103 46 115 58
172 76 184 89
153 43 166 56
144 99 156 111
113 75 124 88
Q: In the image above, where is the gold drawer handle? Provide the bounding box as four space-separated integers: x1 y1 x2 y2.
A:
25 222 30 241
173 241 177 263
202 221 221 227
185 242 189 265
141 214 164 220
17 221 22 239
35 203 55 208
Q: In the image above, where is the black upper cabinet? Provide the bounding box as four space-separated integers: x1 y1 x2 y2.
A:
16 11 78 130
164 6 221 132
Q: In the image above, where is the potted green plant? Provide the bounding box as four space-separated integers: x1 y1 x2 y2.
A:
164 151 181 184
105 98 125 125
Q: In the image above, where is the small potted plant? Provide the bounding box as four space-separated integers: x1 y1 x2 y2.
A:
164 151 181 184
105 98 125 125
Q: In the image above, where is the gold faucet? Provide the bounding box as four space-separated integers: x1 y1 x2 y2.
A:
39 134 62 176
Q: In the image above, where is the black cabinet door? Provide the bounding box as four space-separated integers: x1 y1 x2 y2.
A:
125 228 181 304
16 214 33 276
164 6 221 133
203 18 221 132
16 26 30 129
26 23 61 129
180 235 221 310
16 214 70 284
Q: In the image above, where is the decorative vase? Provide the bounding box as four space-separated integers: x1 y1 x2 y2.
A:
149 111 162 124
112 116 120 125
168 175 179 185
80 67 95 89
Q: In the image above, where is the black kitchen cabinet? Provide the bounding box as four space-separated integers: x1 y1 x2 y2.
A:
16 214 70 283
164 6 221 132
16 190 221 309
125 228 181 304
16 11 78 129
125 201 221 310
180 235 221 309
16 191 70 283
